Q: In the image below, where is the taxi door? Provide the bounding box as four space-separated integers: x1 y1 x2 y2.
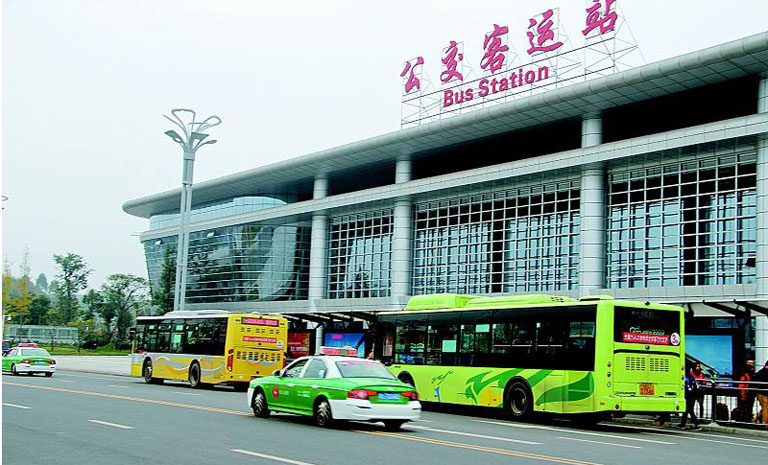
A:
273 359 307 410
293 359 330 413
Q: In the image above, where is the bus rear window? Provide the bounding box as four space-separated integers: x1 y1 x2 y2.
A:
614 307 681 346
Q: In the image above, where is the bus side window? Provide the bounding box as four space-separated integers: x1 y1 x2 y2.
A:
134 325 145 352
170 323 184 353
184 320 199 354
395 320 426 365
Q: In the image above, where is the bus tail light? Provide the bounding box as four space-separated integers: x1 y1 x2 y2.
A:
348 389 377 400
402 391 419 401
226 349 234 372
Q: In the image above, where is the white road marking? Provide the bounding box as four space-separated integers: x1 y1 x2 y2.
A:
173 391 202 396
54 379 74 383
3 403 31 409
681 436 768 450
107 385 129 388
231 449 319 465
413 419 433 422
611 423 768 445
56 373 130 382
410 425 542 445
470 419 675 445
87 419 134 430
558 436 642 449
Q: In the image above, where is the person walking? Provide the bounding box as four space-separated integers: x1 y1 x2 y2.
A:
689 362 707 418
754 360 768 426
679 371 702 430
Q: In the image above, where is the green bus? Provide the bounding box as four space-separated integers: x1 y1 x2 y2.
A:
376 294 685 423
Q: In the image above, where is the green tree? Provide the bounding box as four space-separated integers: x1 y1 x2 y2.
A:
2 258 14 320
12 248 34 325
29 294 52 325
52 253 91 323
152 246 176 314
35 272 49 294
81 289 104 320
101 274 148 343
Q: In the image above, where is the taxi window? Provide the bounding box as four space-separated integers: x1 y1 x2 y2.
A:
8 348 17 357
283 359 307 378
302 359 327 379
335 360 395 379
21 348 51 357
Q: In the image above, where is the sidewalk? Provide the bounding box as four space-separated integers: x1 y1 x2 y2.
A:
54 355 131 377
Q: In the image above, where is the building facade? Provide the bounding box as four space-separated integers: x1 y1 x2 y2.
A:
125 32 768 374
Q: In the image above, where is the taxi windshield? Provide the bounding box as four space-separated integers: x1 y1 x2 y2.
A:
335 360 396 379
21 348 51 357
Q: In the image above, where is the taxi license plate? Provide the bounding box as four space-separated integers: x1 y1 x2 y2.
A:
378 392 400 401
34 361 48 365
639 384 655 395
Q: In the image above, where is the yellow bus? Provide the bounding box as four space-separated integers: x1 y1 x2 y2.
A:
131 312 288 390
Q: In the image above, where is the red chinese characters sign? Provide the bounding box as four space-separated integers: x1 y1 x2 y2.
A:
242 317 279 327
621 332 670 345
243 336 278 344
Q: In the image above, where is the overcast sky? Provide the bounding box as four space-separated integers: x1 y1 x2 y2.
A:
3 0 768 288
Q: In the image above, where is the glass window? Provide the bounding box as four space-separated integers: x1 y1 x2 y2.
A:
394 321 426 365
20 348 51 357
614 306 681 345
170 323 184 353
302 359 328 379
335 360 395 379
283 359 307 378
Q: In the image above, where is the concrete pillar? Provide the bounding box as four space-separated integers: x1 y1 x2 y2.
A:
756 75 768 364
308 174 329 301
391 157 413 297
314 323 324 355
579 114 606 296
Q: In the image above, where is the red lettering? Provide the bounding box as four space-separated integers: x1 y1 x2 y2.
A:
538 66 549 81
498 78 509 91
443 89 454 107
465 88 474 101
491 78 499 93
525 70 536 84
478 79 490 97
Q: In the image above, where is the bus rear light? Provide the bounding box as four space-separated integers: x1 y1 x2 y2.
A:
348 389 377 400
226 348 234 372
402 391 419 401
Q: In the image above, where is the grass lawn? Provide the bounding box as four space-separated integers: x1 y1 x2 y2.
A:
45 345 130 356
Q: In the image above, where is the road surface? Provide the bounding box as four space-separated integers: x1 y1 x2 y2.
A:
3 371 766 465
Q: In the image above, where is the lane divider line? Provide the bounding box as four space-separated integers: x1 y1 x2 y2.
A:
409 425 542 445
88 419 133 430
3 381 250 417
3 402 31 409
680 436 768 450
231 449 319 465
557 436 642 449
173 391 203 396
610 423 768 445
470 419 675 445
355 430 606 465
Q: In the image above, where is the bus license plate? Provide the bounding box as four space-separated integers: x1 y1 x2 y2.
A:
378 392 400 401
639 384 655 395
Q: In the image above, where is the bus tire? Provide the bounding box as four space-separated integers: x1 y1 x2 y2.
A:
398 372 415 387
188 361 202 388
504 380 533 420
251 388 270 418
143 359 162 384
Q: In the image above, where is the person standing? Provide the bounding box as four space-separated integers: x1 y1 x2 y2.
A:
737 360 755 421
679 371 702 430
754 360 768 425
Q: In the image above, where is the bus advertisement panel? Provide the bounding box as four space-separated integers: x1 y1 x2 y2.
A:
376 294 685 422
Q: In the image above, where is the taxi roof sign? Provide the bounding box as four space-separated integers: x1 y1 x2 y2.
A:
317 346 358 357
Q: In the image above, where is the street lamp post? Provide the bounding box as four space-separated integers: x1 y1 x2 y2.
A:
164 109 221 312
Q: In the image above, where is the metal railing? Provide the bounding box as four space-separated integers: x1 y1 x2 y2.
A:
694 378 768 427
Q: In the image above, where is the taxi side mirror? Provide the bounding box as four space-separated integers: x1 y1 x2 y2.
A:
273 369 283 377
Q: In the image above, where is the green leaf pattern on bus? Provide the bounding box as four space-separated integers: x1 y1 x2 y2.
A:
536 372 594 404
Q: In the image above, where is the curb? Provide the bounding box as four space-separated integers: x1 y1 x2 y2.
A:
610 417 768 439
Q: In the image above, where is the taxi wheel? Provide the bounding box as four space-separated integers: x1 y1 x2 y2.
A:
314 398 334 428
252 389 270 418
11 364 18 376
383 420 406 432
44 372 53 377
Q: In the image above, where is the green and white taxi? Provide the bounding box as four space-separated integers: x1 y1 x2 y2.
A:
247 348 421 430
2 344 56 376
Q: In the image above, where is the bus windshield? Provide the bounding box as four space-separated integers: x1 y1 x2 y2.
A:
614 306 681 346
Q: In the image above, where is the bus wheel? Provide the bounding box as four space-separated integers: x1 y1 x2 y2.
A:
188 362 202 388
143 359 161 384
252 389 270 418
505 380 533 419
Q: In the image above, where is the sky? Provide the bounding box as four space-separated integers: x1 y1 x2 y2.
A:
3 0 768 289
